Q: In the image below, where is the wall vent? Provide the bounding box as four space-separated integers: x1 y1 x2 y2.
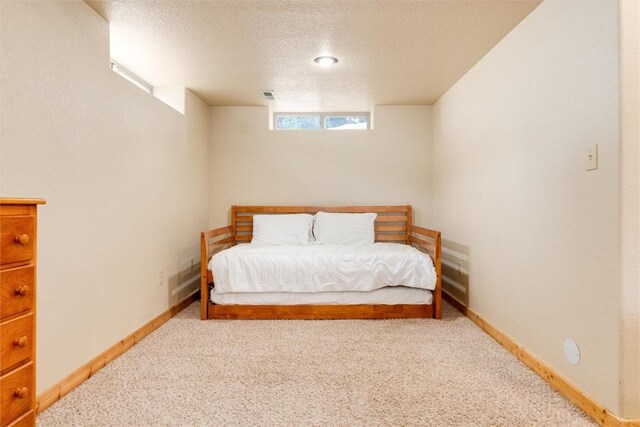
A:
261 90 276 100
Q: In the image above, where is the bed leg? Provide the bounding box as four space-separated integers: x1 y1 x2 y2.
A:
434 278 442 319
434 231 442 319
200 232 208 320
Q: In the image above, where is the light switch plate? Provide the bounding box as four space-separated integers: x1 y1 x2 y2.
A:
587 144 598 171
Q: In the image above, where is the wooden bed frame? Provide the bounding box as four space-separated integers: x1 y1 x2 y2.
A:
200 205 441 320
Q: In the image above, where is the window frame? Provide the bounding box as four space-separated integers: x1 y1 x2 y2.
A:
273 112 371 131
110 61 153 94
323 113 370 130
273 112 322 130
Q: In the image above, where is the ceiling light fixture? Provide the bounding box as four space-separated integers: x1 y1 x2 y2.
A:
314 56 338 66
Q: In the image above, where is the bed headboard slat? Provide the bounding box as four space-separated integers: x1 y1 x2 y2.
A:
231 205 412 243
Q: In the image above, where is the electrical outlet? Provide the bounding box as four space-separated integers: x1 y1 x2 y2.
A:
158 269 164 286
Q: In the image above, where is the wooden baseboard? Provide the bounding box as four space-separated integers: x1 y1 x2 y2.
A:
464 307 639 427
442 289 467 316
36 292 199 415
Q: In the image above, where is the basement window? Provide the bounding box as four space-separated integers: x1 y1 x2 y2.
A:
324 114 369 130
274 114 322 130
274 113 370 130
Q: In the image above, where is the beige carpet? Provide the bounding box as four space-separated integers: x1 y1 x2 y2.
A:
37 301 595 426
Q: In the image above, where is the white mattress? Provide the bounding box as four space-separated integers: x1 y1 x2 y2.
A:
209 243 437 294
210 287 433 306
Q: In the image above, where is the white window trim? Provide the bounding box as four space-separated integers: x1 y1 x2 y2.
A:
110 61 153 94
273 112 371 130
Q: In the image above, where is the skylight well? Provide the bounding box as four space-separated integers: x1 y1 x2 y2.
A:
110 60 185 114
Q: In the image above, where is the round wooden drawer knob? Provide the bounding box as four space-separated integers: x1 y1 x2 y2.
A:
14 286 29 296
14 234 30 245
14 336 28 347
14 387 28 399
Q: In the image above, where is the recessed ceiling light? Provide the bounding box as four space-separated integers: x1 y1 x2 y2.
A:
314 56 338 66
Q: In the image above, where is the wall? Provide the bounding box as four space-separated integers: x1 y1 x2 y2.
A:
432 0 621 414
619 0 640 419
0 1 210 393
208 106 433 226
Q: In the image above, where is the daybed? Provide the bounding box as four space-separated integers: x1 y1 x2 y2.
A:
200 205 441 320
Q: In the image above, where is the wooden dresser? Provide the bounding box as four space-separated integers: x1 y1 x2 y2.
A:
0 199 44 427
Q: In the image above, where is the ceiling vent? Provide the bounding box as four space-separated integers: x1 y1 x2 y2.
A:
261 90 277 100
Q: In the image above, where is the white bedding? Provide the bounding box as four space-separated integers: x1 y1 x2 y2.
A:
211 286 433 305
209 243 437 294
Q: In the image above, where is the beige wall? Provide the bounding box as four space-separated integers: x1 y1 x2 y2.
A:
432 0 621 414
619 0 640 419
208 106 433 226
0 1 210 393
0 0 633 418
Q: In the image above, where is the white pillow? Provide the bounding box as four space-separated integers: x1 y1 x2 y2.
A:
313 212 377 245
251 214 313 245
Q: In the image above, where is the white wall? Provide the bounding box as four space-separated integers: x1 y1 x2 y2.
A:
0 1 210 393
208 106 433 227
432 0 621 414
619 0 640 419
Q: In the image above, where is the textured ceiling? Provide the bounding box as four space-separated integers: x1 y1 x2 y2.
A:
87 0 541 111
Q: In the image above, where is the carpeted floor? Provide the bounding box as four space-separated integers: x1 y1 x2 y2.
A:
37 301 595 426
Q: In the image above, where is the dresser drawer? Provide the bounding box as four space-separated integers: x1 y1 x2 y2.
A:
0 267 34 320
0 314 33 374
5 409 33 427
0 216 35 266
0 362 33 426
